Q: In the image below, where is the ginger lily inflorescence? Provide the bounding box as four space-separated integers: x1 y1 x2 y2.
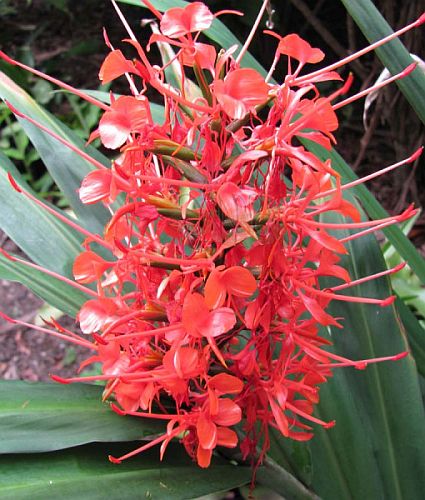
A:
1 0 423 471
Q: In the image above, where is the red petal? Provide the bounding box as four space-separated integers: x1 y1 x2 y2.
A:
213 399 241 426
214 68 269 119
216 427 238 448
304 227 347 254
204 307 236 338
297 290 340 327
181 42 216 71
99 96 148 149
216 182 257 223
99 50 135 84
204 268 226 309
196 444 213 468
77 298 118 334
163 347 199 378
278 34 324 64
79 169 113 204
182 292 210 337
160 2 213 38
223 68 268 105
197 414 217 450
73 251 110 283
269 397 289 437
208 373 243 395
223 266 257 298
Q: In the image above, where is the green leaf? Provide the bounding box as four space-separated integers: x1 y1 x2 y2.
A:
306 204 425 500
0 442 251 500
396 296 425 377
340 0 425 125
117 0 267 74
0 71 110 234
256 456 319 500
0 251 90 317
268 427 313 487
0 381 164 454
0 151 83 278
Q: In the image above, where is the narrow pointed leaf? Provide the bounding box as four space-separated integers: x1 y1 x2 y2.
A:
256 455 318 500
0 71 110 233
395 296 425 377
0 442 251 499
0 152 82 278
340 0 425 124
0 251 90 317
0 381 163 453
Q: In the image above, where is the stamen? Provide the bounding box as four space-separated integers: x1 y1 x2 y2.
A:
330 263 405 291
0 311 95 350
285 401 335 428
236 0 270 64
333 63 417 110
321 351 408 368
315 148 422 199
295 283 394 306
108 427 182 463
294 14 425 85
0 248 98 298
0 51 109 110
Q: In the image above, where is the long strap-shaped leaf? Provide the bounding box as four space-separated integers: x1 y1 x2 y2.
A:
307 202 425 500
0 441 252 500
0 71 110 234
0 151 82 278
0 381 163 453
340 0 425 125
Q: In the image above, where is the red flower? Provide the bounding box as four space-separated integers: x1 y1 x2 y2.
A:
204 265 257 309
98 96 150 149
277 33 325 65
99 50 136 84
213 68 269 119
160 2 214 38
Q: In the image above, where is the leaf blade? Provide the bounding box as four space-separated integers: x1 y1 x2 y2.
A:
0 71 110 234
0 381 164 454
0 442 251 500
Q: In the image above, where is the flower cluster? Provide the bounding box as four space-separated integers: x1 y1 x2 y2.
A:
1 0 423 470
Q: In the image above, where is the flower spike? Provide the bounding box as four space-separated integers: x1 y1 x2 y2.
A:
1 1 420 478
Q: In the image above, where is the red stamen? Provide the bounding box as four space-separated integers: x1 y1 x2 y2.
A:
333 63 417 111
7 174 113 251
0 52 109 110
331 263 405 292
322 351 408 368
294 14 425 85
0 310 95 349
